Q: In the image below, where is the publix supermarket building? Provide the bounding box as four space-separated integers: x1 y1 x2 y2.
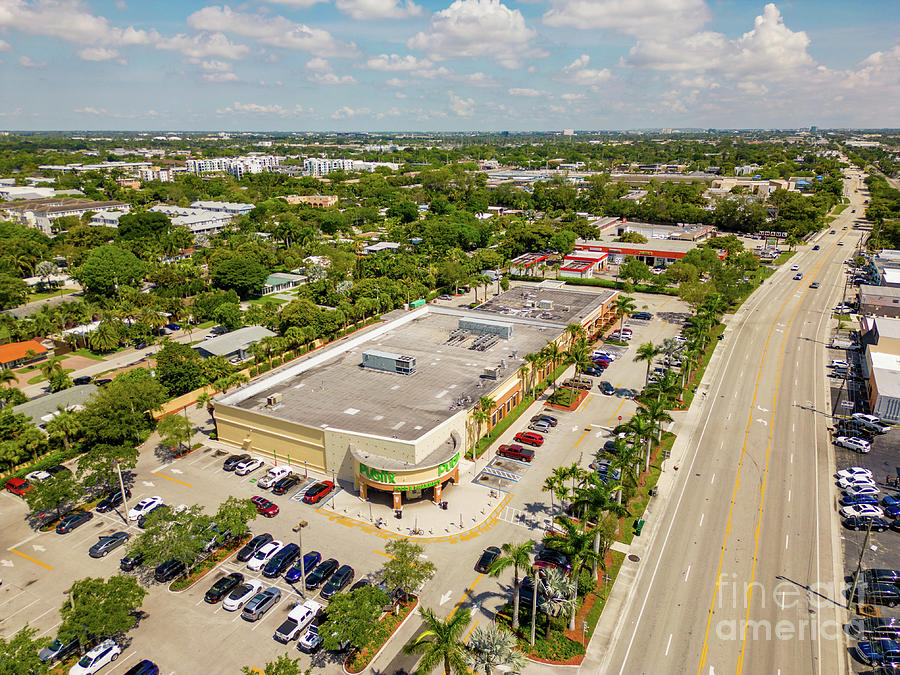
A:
213 283 616 510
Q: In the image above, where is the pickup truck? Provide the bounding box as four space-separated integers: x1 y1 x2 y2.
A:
273 599 322 643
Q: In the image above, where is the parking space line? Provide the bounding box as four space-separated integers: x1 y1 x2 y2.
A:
4 597 40 620
152 472 193 487
37 619 61 638
106 651 137 674
9 548 52 570
573 428 590 448
0 590 27 609
7 533 41 551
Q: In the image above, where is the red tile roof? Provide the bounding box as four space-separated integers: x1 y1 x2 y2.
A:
0 340 48 366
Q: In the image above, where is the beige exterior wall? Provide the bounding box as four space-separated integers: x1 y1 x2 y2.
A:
213 403 327 472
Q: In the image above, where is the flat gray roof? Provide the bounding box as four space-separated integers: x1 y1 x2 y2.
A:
193 326 275 357
473 285 614 326
14 385 98 425
860 284 900 302
225 311 554 441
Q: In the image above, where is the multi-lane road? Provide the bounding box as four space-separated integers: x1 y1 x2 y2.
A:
602 173 867 675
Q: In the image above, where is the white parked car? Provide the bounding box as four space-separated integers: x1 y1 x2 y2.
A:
68 639 121 675
840 504 885 519
830 360 850 369
843 483 881 497
836 467 874 481
838 474 877 490
835 436 871 453
791 265 800 271
247 540 284 572
258 466 292 489
852 413 881 425
25 470 52 482
127 496 163 522
235 457 264 476
223 579 263 612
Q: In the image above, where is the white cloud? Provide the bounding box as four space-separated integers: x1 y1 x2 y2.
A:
364 54 429 71
561 93 585 100
201 60 231 72
74 106 106 114
0 0 157 47
187 6 356 57
217 101 307 116
156 32 250 61
408 0 536 69
203 71 239 82
308 72 356 84
331 106 371 119
0 39 11 52
263 0 328 6
411 65 452 79
448 91 475 116
543 0 709 39
508 87 545 97
114 0 127 9
306 57 332 72
385 77 409 87
335 0 422 20
77 47 121 62
561 54 612 87
455 71 497 86
18 55 45 67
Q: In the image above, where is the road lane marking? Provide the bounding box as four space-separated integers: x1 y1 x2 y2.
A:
7 533 41 551
710 473 715 485
684 565 691 582
606 397 627 427
788 490 791 502
785 535 789 549
450 574 484 618
790 453 793 464
465 620 480 642
665 633 673 656
574 428 590 448
699 513 704 528
152 472 193 487
9 548 52 570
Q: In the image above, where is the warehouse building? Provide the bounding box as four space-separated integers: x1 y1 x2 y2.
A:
213 285 617 510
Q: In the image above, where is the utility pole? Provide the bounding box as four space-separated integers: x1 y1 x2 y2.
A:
848 517 875 609
115 459 128 523
295 520 308 593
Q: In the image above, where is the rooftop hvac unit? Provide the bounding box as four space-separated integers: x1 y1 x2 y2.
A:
483 366 500 379
538 299 554 309
266 393 283 406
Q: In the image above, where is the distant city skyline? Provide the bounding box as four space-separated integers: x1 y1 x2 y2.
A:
1 0 898 131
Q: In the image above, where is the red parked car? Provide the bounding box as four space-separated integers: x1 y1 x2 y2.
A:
5 477 32 497
514 431 544 447
303 481 335 504
496 444 535 462
250 495 280 518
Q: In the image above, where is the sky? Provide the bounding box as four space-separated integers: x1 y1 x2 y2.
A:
0 0 899 131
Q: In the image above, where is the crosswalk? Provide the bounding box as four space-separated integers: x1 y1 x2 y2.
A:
482 465 521 482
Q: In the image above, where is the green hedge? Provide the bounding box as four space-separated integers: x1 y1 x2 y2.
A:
345 598 417 673
560 276 679 295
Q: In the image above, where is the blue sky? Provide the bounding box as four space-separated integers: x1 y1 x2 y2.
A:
0 0 898 131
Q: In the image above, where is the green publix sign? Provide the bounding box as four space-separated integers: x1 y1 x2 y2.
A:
359 452 460 491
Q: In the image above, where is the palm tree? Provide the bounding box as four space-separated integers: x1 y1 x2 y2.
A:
626 414 656 473
546 516 603 630
524 352 542 400
639 399 673 443
196 392 214 414
609 444 642 505
472 407 490 449
465 622 526 675
550 465 572 508
563 323 584 348
613 295 636 334
35 260 59 286
487 540 534 630
536 567 575 639
633 341 661 386
0 369 16 388
566 338 591 377
402 606 471 675
44 408 82 451
88 320 121 353
570 473 627 574
646 369 681 404
543 340 562 390
477 396 496 431
542 474 561 514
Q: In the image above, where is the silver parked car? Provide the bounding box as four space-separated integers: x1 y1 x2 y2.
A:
241 587 281 622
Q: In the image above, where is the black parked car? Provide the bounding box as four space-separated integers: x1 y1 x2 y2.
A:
847 616 900 639
95 487 132 513
850 582 900 607
271 474 302 496
321 564 354 600
38 636 80 663
56 511 93 534
236 533 273 563
120 552 144 571
45 464 72 478
305 558 339 590
844 515 890 532
154 558 187 583
89 531 130 557
204 572 244 604
72 376 92 385
533 548 571 572
263 543 301 578
223 453 251 471
855 569 900 587
474 546 501 573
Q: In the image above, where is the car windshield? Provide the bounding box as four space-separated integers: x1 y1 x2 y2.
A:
47 638 62 651
77 653 94 667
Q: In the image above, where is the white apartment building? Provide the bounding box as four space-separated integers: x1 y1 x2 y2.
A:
149 205 233 237
304 158 355 177
137 167 174 183
186 156 279 179
189 201 254 216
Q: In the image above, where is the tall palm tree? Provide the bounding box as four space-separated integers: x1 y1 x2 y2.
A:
551 465 572 508
546 517 603 630
563 323 584 348
44 408 82 451
626 414 656 472
633 341 661 386
542 474 561 514
566 338 591 377
613 295 636 334
639 399 673 443
536 567 575 640
0 369 16 388
477 396 496 434
543 340 563 390
472 407 490 449
465 622 526 675
487 540 534 630
609 445 642 505
88 320 121 353
403 606 471 675
570 472 627 573
524 352 542 400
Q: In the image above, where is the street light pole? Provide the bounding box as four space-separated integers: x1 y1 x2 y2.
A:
848 517 875 609
296 520 308 594
115 459 127 523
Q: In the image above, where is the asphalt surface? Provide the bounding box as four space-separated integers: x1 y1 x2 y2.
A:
600 170 868 675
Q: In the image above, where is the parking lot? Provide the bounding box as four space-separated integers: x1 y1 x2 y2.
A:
0 290 693 674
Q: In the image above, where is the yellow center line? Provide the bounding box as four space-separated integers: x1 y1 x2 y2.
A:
573 428 590 448
606 395 627 427
449 574 484 618
152 472 193 487
373 549 395 559
464 619 480 642
10 548 53 570
696 240 839 673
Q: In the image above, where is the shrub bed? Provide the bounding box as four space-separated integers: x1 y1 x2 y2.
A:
344 597 418 673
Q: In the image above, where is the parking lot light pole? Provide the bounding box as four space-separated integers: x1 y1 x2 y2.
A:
296 520 309 594
115 459 127 522
331 469 336 509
